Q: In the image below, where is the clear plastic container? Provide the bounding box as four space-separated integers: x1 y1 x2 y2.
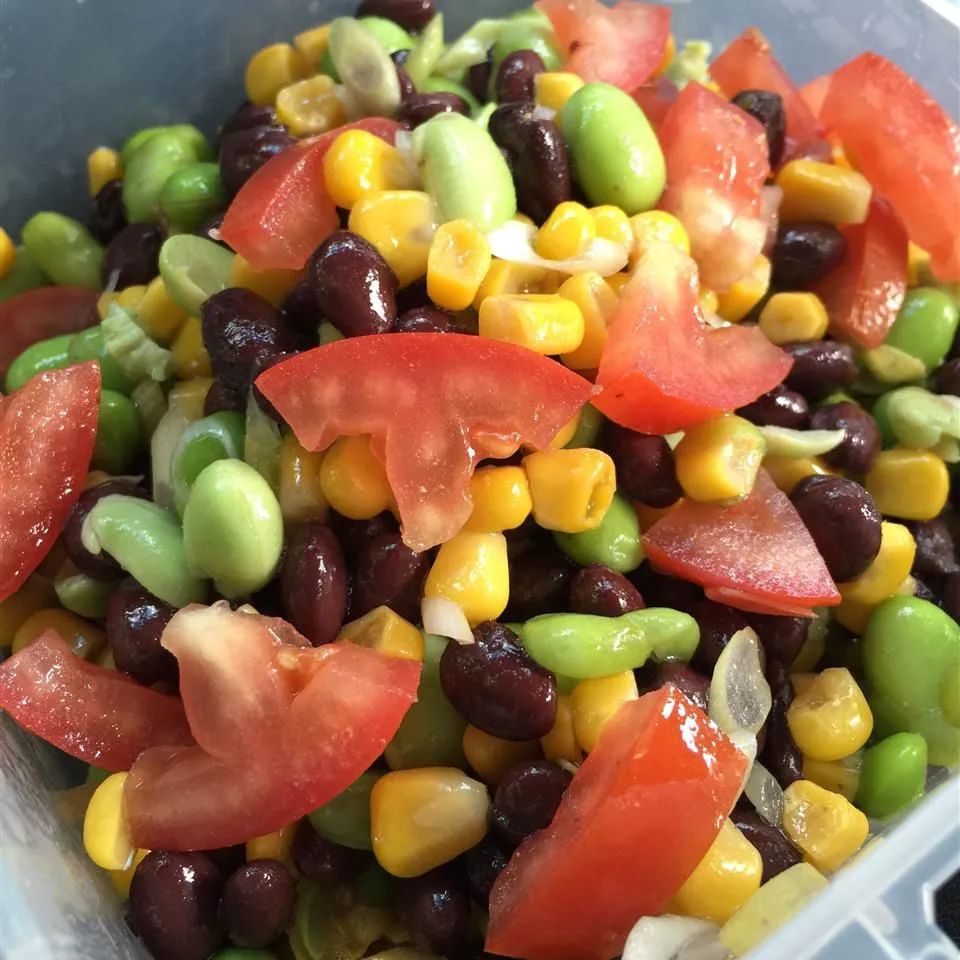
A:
1 0 959 957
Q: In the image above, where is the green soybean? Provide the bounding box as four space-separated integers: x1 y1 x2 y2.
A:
308 770 379 850
158 235 235 316
521 608 699 678
68 326 134 393
329 17 402 118
854 732 927 819
123 131 201 223
405 12 445 88
421 75 481 114
355 861 394 908
121 124 212 168
92 390 143 474
4 333 74 393
244 393 283 492
553 493 644 572
566 404 605 449
433 19 506 77
561 83 666 215
884 287 959 371
0 246 50 302
159 162 227 233
21 212 104 289
172 411 246 514
81 494 207 608
872 386 959 450
55 571 117 619
182 459 283 598
492 19 562 71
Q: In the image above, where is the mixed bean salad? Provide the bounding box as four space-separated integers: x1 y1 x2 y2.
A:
1 1 959 959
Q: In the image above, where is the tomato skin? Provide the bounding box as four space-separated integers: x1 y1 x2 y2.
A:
0 630 192 770
256 334 594 551
820 52 960 281
220 118 401 271
0 362 101 601
485 686 747 960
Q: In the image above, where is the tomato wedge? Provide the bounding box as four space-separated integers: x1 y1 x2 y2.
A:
657 82 770 291
485 686 746 960
645 470 840 617
536 0 670 92
125 603 420 850
0 630 192 770
814 198 908 349
820 52 960 281
593 244 791 434
257 334 594 551
0 362 100 602
631 76 677 129
220 117 401 271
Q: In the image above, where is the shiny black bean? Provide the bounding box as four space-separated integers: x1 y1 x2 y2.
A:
732 809 802 882
772 223 847 288
496 50 545 103
395 867 474 957
759 659 803 788
463 838 509 907
642 662 711 713
505 545 573 621
397 305 462 333
63 479 149 579
493 760 571 847
129 852 224 960
219 102 278 145
309 230 398 336
102 223 165 288
747 613 808 667
783 340 858 400
356 0 435 32
931 357 960 396
292 821 366 883
89 179 127 244
630 567 702 613
688 599 749 674
200 845 246 877
280 523 348 646
278 280 322 350
809 401 881 474
467 54 493 104
943 572 960 622
203 379 245 415
107 580 178 685
440 621 557 740
195 211 228 248
569 565 644 617
488 103 571 225
351 530 429 622
220 860 294 949
250 350 294 423
329 511 398 559
791 475 882 582
905 518 959 579
731 90 786 168
398 92 470 127
600 424 681 508
737 385 809 430
219 125 295 195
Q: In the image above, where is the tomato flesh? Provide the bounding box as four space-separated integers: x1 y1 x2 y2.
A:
485 686 747 960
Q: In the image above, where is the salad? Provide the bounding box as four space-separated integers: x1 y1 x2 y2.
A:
1 1 958 959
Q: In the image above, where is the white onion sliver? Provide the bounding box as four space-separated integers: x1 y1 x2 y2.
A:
759 426 846 459
531 104 557 122
744 761 785 828
486 219 629 277
421 596 474 644
709 628 771 738
622 915 724 960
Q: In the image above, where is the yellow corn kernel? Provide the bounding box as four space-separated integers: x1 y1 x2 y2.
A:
699 287 719 315
337 606 424 662
228 254 301 307
534 202 596 261
534 71 584 111
865 449 950 521
423 532 510 626
572 672 638 752
171 316 213 379
549 411 581 450
838 521 916 606
558 272 618 371
0 228 15 279
672 819 763 925
716 255 771 323
479 294 585 355
523 448 616 533
654 32 677 78
349 190 438 288
0 575 56 647
588 206 633 249
782 779 869 874
540 694 581 764
168 377 213 418
427 219 491 311
325 131 416 209
465 466 532 533
462 725 539 784
246 42 307 106
762 455 835 495
907 242 932 288
634 501 676 532
109 848 150 899
13 609 106 661
758 292 829 345
675 415 766 503
293 23 331 68
803 753 862 802
276 74 347 138
319 434 393 520
133 276 188 345
370 768 490 877
98 284 146 319
787 668 873 762
605 272 631 296
473 260 564 307
246 822 298 872
87 146 123 198
630 210 690 263
776 159 872 226
831 142 854 169
278 433 329 526
83 773 134 871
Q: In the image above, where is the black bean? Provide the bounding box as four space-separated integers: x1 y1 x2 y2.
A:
356 0 435 32
280 523 348 646
462 838 509 907
203 379 245 415
504 545 573 621
467 54 493 104
194 212 228 248
398 92 470 127
278 279 322 350
732 808 802 882
772 223 847 288
731 90 786 168
489 103 571 224
905 518 959 580
912 575 941 606
600 424 681 508
783 340 858 400
569 565 644 617
688 599 750 674
129 852 223 960
641 661 710 713
737 385 809 429
250 350 294 423
396 305 462 333
107 580 178 685
219 859 294 949
747 613 808 667
496 50 545 103
200 845 246 877
329 510 399 560
390 51 417 99
102 223 165 288
943 572 960 622
219 102 278 146
809 401 881 474
309 230 398 337
219 125 295 195
493 760 571 847
630 567 702 613
759 659 803 788
89 179 127 244
395 867 474 957
351 530 429 622
440 621 557 740
931 357 960 396
791 475 882 582
292 821 366 883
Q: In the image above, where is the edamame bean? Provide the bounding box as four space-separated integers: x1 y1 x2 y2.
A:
68 326 134 393
521 607 699 678
21 213 104 289
123 130 206 224
81 494 207 608
158 234 235 316
561 83 666 215
4 333 74 393
413 113 516 231
182 459 283 598
491 19 562 72
553 492 644 572
0 246 50 302
854 732 927 818
329 17 402 118
121 124 212 167
420 75 481 114
873 386 960 450
308 770 379 850
159 162 227 234
884 287 959 372
404 12 445 87
171 411 246 514
55 571 117 620
92 390 143 474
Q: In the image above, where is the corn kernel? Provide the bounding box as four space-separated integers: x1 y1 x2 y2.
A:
0 575 57 647
246 823 298 872
865 449 949 521
571 672 638 752
473 260 563 307
109 848 150 898
605 272 631 296
246 43 307 106
137 276 189 344
534 71 584 111
758 292 829 345
276 74 347 138
0 228 16 280
672 819 763 925
319 434 392 520
293 23 331 67
675 415 766 503
557 272 618 371
762 455 835 495
337 606 424 662
716 255 771 323
371 768 490 877
13 608 106 660
787 668 873 762
907 242 932 288
540 694 581 764
465 466 532 533
228 254 301 307
803 753 862 802
423 532 509 626
654 32 677 78
83 773 134 871
839 521 916 608
98 285 146 320
325 131 416 209
171 316 213 379
535 202 596 261
634 501 676 532
523 448 616 533
587 205 633 249
479 294 585 355
462 725 539 784
278 433 329 526
427 219 491 311
775 159 872 226
348 190 438 288
699 287 719 315
168 377 213 419
782 779 869 874
87 147 122 198
630 210 690 263
549 411 581 450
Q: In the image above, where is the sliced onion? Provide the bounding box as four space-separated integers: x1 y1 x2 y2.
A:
532 104 557 123
759 425 847 459
760 184 782 256
709 628 772 739
421 596 474 644
486 219 629 277
622 915 725 960
744 760 785 827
